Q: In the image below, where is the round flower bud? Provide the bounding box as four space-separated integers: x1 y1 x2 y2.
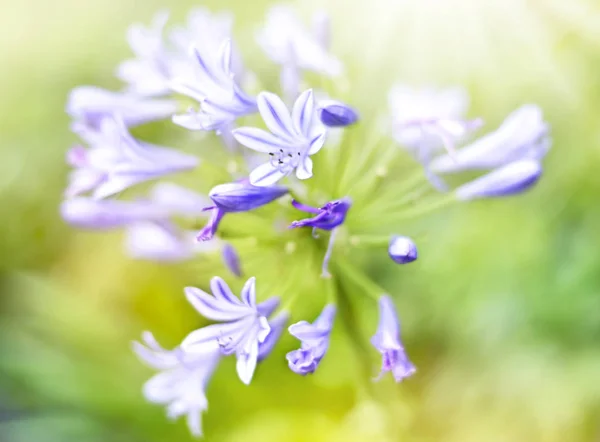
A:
388 235 418 264
317 100 359 127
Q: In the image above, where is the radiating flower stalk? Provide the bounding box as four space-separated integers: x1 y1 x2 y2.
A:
61 5 552 438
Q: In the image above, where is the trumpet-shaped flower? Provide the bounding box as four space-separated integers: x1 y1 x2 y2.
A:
371 295 416 382
233 89 327 186
181 277 275 385
132 332 220 437
171 40 257 132
455 159 543 201
286 304 336 375
66 86 177 128
430 105 550 174
66 117 198 199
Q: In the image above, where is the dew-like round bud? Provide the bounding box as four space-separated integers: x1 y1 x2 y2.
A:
388 235 418 264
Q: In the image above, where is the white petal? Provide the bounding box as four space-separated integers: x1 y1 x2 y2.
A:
295 157 313 180
308 131 326 155
257 91 296 142
232 127 288 153
292 89 314 136
241 277 256 307
249 162 288 187
235 340 259 385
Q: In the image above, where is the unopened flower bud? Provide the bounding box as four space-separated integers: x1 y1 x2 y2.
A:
388 236 418 264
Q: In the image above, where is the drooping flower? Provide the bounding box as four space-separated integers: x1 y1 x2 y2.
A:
197 181 289 241
171 40 257 132
371 295 416 382
132 331 221 437
181 277 276 385
290 197 351 276
388 236 418 264
455 159 543 201
233 89 327 186
65 117 198 199
66 86 177 128
430 104 550 174
286 304 336 375
318 100 359 127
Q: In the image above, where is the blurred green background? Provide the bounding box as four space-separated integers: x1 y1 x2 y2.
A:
1 0 600 441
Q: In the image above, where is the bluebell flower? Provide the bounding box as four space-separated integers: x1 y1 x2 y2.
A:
318 100 359 127
388 236 418 264
198 181 288 241
181 277 276 385
455 159 543 201
371 295 416 382
66 86 177 128
430 105 550 174
233 89 327 186
171 40 257 132
286 304 336 375
132 331 221 437
222 243 242 277
66 117 198 199
290 197 351 276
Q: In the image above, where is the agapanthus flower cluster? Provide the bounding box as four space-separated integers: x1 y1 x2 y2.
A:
61 5 552 438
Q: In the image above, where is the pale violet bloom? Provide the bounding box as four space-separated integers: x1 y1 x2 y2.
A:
232 90 326 186
257 6 341 101
388 236 418 264
286 304 336 375
66 86 177 128
257 5 342 76
198 181 288 241
371 295 416 382
117 11 173 97
430 105 550 174
181 277 275 385
171 40 257 132
455 159 543 201
66 117 198 199
61 183 217 262
132 331 220 437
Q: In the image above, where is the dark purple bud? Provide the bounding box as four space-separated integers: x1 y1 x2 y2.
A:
222 243 242 277
388 236 418 264
209 182 288 213
318 100 359 127
289 197 351 231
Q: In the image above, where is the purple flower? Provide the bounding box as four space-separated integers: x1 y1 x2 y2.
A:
289 198 351 276
430 105 550 174
232 89 327 186
289 198 351 231
66 86 177 128
198 181 288 241
371 295 416 382
318 100 359 127
171 40 257 132
181 277 276 385
388 236 418 264
132 331 220 437
286 304 336 375
66 117 198 199
222 243 242 277
455 159 543 201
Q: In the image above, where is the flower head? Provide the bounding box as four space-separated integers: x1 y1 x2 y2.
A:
181 277 276 385
286 304 336 375
233 89 327 186
132 332 220 437
371 295 416 382
66 117 198 199
388 236 418 264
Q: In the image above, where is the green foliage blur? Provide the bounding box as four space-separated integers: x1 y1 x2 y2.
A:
1 0 600 441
